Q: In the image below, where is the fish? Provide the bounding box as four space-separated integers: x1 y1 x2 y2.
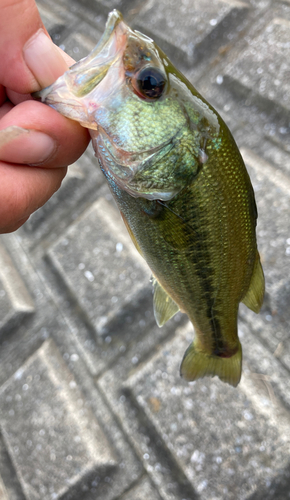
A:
33 10 265 387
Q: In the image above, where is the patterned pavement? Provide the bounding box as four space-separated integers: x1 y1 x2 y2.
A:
0 0 290 498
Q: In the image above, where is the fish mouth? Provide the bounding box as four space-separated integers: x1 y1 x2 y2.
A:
32 10 128 127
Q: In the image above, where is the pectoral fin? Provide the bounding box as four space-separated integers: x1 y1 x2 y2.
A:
152 277 180 327
120 212 143 256
242 252 265 313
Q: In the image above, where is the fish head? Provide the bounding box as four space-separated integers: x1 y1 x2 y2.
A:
34 10 220 200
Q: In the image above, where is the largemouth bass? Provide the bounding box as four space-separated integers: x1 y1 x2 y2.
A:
34 10 264 387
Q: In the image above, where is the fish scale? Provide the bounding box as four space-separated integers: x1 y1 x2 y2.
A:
33 9 264 387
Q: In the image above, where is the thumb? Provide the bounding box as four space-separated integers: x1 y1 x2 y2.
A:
0 0 69 93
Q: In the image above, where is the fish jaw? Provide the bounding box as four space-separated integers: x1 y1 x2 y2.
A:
33 10 128 129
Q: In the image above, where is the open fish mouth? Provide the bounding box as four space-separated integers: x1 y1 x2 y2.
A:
33 10 128 127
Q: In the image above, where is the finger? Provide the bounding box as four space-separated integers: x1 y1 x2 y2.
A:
0 100 90 168
5 90 33 106
0 162 67 233
0 0 69 93
3 47 76 107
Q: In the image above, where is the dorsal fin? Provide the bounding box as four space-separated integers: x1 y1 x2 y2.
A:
242 252 265 313
152 277 180 327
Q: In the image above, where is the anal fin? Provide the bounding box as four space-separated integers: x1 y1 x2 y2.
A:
152 277 180 327
242 251 265 313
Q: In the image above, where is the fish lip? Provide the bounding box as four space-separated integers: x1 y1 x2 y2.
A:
32 10 128 124
33 9 124 101
66 9 125 91
89 9 124 57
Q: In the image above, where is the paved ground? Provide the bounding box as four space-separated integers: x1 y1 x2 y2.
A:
1 0 290 499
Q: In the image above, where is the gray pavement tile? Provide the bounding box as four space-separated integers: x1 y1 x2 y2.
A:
0 339 142 500
57 21 103 60
124 321 290 500
223 16 290 114
0 431 27 500
99 316 290 499
36 3 67 35
73 0 146 18
46 197 150 337
36 0 80 45
194 4 290 171
41 192 158 377
0 339 116 500
121 476 162 500
24 163 86 234
241 148 290 289
22 147 105 247
133 0 249 67
0 245 34 337
0 476 9 500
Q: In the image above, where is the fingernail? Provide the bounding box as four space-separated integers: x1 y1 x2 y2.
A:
0 126 57 164
23 30 68 89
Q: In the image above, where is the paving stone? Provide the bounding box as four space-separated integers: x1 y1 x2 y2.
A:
0 431 28 500
0 476 9 500
59 23 102 60
99 319 198 500
22 148 105 247
36 2 68 36
0 243 34 337
264 126 290 155
122 476 162 500
195 6 290 162
0 331 143 500
0 339 117 500
99 316 290 499
133 0 249 67
36 0 78 43
46 197 150 337
74 0 146 18
24 163 85 234
122 321 290 500
0 236 68 387
222 16 290 114
42 251 156 377
41 178 183 377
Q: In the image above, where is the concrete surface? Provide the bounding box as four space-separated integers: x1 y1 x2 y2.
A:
0 0 290 499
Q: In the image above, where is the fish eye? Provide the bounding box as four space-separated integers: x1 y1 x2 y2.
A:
134 67 166 100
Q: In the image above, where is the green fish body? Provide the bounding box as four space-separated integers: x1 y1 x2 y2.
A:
34 10 264 386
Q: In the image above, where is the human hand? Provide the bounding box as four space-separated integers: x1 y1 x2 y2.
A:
0 0 90 233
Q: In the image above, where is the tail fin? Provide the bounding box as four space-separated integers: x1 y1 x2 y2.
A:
180 340 242 387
